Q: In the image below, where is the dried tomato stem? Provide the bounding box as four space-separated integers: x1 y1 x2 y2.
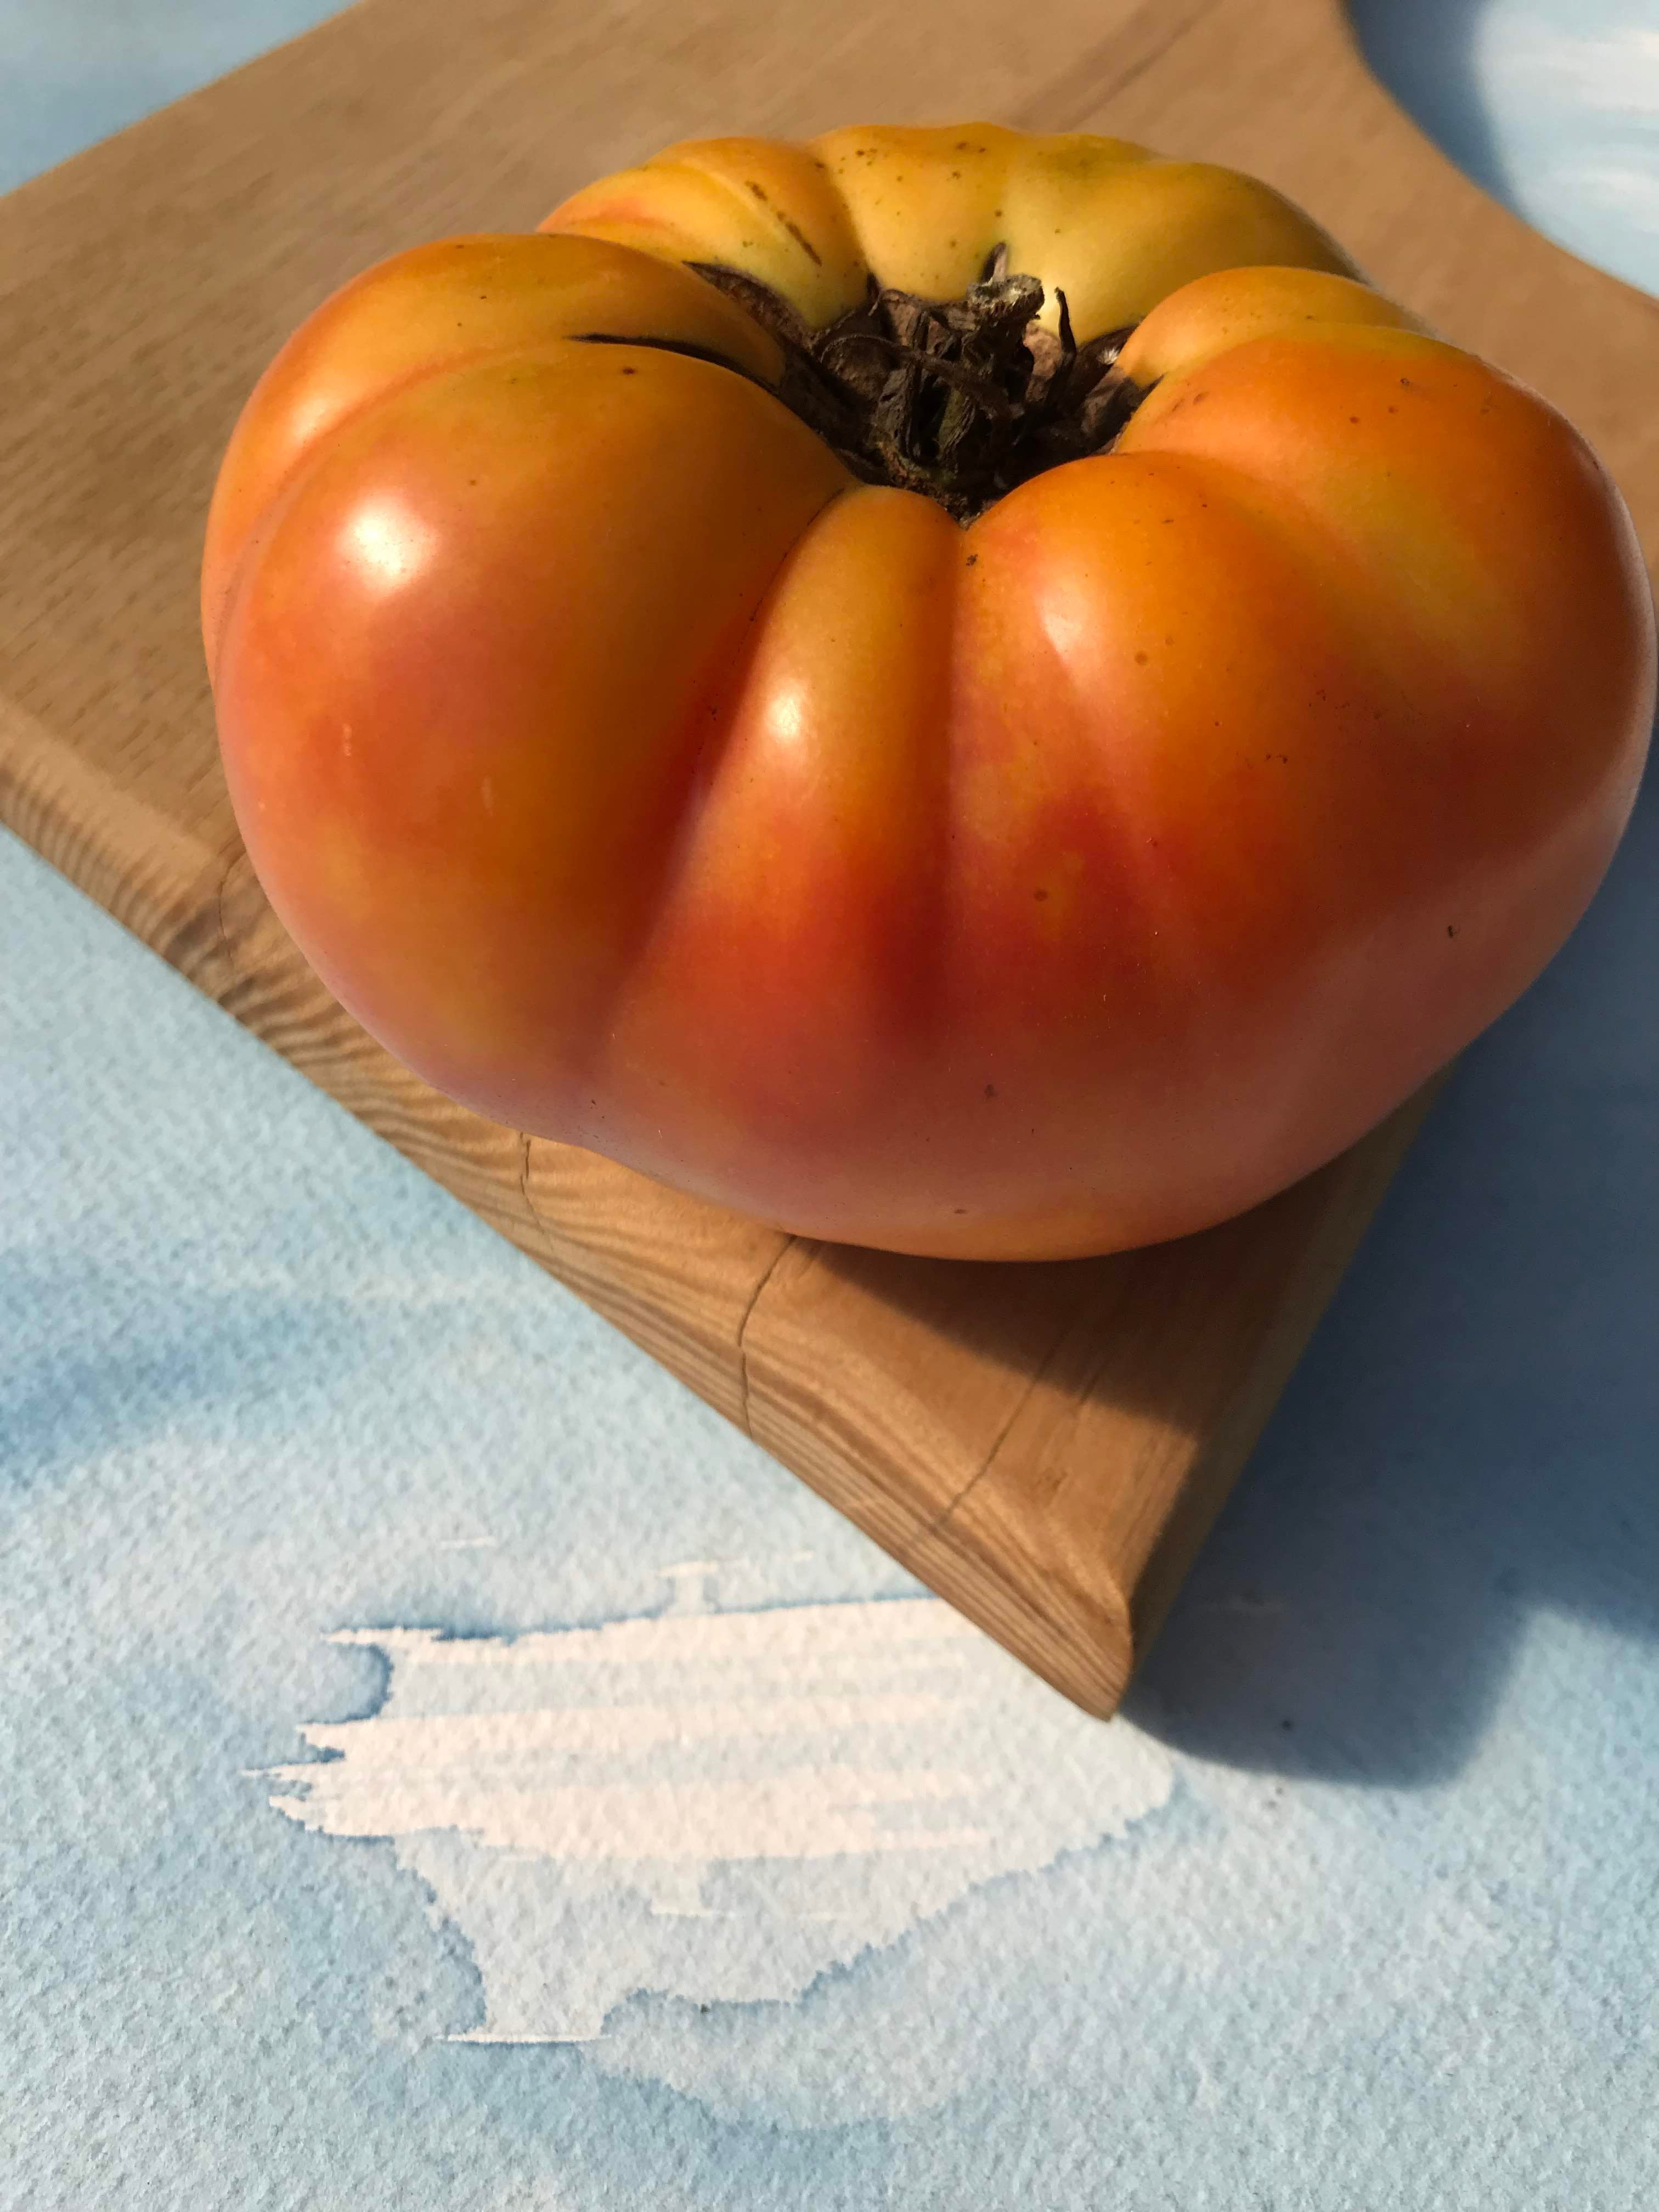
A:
685 250 1144 522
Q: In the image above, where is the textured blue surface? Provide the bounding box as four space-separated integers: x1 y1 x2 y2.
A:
1355 0 1659 296
0 0 343 195
4 6 1657 2207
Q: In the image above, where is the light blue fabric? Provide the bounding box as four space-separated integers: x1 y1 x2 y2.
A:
0 0 343 194
1355 0 1659 296
4 7 1657 2206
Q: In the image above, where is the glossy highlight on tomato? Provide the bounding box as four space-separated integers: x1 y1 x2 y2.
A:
203 125 1656 1260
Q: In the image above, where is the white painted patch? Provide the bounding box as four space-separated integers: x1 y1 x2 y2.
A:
1460 8 1659 293
1479 22 1659 115
262 1588 1172 2042
1542 161 1659 231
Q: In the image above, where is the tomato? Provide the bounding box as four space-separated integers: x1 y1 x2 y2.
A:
203 125 1655 1260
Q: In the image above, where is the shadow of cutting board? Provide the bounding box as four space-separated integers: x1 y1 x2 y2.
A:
2 0 1654 1717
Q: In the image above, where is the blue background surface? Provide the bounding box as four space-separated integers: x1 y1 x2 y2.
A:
4 5 1657 2205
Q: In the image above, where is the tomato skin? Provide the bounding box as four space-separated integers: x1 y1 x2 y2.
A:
207 128 1656 1260
214 341 849 1131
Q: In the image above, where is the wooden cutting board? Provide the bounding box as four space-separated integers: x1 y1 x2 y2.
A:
3 0 1654 1718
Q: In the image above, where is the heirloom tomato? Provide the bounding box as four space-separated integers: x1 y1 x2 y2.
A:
204 126 1655 1260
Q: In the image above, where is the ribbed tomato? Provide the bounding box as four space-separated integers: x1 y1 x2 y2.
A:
204 125 1655 1259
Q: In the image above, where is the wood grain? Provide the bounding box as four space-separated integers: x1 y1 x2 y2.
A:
2 0 1651 1715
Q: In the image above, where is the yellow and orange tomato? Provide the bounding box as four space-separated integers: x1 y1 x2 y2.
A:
203 125 1655 1259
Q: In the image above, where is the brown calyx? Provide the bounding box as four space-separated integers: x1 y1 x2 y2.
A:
689 247 1144 522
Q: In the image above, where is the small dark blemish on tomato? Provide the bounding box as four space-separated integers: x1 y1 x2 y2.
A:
1135 650 1149 665
774 210 822 264
966 553 978 567
1447 923 1458 938
1034 888 1048 902
984 1084 997 1099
